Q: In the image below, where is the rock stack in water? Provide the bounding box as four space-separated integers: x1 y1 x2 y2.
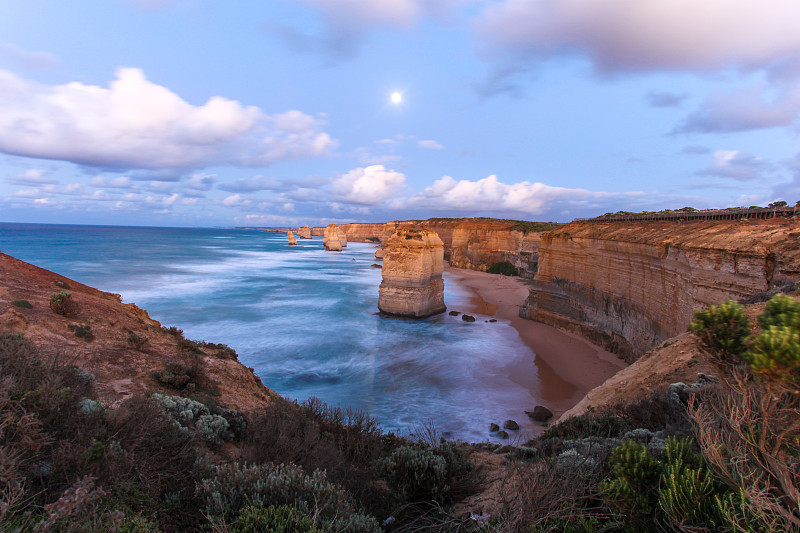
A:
287 231 298 246
378 226 446 318
339 231 348 248
297 225 312 239
323 224 343 251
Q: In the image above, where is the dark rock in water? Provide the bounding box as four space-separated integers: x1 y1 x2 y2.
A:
496 430 509 439
449 310 460 316
489 319 497 322
503 419 520 430
462 314 476 322
525 406 554 422
371 264 381 268
489 422 500 432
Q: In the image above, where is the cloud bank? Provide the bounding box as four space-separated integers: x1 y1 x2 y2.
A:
476 0 800 74
0 68 336 171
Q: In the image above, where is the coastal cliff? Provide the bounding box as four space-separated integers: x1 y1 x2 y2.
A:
0 253 274 412
342 218 557 277
521 218 800 360
378 226 446 318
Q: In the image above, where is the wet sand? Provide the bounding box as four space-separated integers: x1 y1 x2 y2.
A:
446 266 627 417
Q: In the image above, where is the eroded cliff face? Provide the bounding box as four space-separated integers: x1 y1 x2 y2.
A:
378 227 446 318
521 219 800 361
342 219 554 277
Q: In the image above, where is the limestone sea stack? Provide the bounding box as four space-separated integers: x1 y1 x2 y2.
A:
378 226 446 318
297 225 312 239
339 231 348 248
287 231 298 246
323 224 343 251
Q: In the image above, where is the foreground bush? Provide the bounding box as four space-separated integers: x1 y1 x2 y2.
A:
690 300 750 359
379 441 473 502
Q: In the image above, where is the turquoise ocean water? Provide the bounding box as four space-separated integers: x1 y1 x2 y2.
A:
0 223 542 441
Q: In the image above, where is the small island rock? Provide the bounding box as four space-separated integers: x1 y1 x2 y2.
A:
462 314 476 322
297 225 312 239
287 231 298 246
503 420 520 430
489 422 500 432
526 406 554 422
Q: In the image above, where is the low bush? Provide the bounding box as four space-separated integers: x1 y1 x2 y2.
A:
689 300 750 359
198 462 380 532
49 291 73 315
743 325 800 381
229 505 321 533
68 323 94 341
379 441 473 502
126 332 148 351
487 261 519 276
12 300 32 309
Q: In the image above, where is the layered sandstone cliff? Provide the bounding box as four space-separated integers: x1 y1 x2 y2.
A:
521 219 800 361
297 225 312 239
378 227 446 318
341 219 557 277
311 226 325 237
323 224 344 251
287 231 298 245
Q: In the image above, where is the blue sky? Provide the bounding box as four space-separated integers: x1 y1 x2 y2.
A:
2 0 800 227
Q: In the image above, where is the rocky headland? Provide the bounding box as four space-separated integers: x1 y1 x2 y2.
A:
0 253 274 412
378 226 446 318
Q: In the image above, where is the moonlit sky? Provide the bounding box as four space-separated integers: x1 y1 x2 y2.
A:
2 1 800 227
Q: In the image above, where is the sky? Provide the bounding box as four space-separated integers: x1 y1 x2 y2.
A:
2 0 800 227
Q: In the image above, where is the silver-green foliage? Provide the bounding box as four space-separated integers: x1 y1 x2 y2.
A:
379 441 473 501
150 393 233 445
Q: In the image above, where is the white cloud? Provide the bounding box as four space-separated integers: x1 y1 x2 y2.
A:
476 0 800 74
677 83 800 133
697 150 769 180
418 139 444 149
90 176 132 188
0 68 337 171
332 165 406 204
0 43 58 70
184 173 216 191
221 194 251 208
7 168 56 185
406 174 642 215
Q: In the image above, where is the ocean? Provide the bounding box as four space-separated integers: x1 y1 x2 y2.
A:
0 223 542 442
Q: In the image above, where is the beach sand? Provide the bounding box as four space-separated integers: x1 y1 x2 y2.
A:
446 266 627 419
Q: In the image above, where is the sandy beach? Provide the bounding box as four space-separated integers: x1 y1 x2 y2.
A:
446 266 627 418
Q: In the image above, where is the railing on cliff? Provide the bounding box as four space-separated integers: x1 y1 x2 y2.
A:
576 206 799 223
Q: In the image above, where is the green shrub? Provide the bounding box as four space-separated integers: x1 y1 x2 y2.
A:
12 300 32 309
487 261 519 276
197 462 353 522
758 293 800 330
49 291 73 315
68 324 94 341
126 332 147 350
689 301 750 358
742 325 800 381
230 505 321 533
379 441 473 501
600 436 733 531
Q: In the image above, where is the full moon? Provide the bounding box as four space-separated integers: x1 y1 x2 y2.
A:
390 91 403 104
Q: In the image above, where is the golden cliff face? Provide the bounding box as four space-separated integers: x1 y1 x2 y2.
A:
378 227 446 318
342 219 556 277
323 224 344 251
296 225 312 239
521 219 800 361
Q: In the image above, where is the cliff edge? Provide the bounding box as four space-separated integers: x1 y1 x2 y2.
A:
521 218 800 361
